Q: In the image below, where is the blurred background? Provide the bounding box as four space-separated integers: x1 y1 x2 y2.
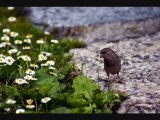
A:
23 7 160 43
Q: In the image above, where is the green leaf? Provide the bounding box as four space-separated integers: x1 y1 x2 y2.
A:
67 93 88 108
35 69 55 86
83 103 97 113
94 93 105 106
0 64 18 81
73 75 99 102
2 85 19 97
50 107 72 113
83 106 93 113
95 91 121 108
55 73 65 80
71 108 84 113
0 102 6 109
52 93 69 101
20 88 39 99
48 81 61 97
102 91 118 103
39 83 55 96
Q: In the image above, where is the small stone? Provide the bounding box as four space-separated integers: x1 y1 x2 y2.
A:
143 55 150 60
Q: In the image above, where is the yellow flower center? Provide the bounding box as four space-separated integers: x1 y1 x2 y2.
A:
7 59 11 62
18 79 23 82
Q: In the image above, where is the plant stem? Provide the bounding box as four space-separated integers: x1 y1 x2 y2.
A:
40 44 42 53
46 103 48 112
26 61 29 69
34 99 38 112
21 99 25 107
97 69 100 90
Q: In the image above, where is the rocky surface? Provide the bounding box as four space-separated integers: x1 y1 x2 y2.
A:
25 7 160 44
24 7 160 113
69 33 160 113
26 7 160 28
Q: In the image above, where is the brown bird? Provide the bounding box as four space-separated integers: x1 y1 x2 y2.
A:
100 48 122 85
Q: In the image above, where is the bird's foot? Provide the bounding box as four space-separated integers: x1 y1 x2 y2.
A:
115 79 124 84
105 80 112 84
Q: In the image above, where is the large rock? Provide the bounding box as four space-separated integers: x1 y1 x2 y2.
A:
25 7 160 43
69 32 160 113
26 7 160 27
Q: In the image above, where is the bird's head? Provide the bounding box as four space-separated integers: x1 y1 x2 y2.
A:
100 48 116 59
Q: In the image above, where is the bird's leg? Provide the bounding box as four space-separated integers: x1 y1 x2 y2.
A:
107 73 111 90
116 73 124 84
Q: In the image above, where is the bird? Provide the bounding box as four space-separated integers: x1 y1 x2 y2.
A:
100 48 122 86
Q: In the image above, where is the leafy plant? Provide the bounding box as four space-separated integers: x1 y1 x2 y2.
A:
0 7 124 114
65 75 122 113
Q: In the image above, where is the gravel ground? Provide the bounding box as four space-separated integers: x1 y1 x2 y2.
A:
69 32 160 113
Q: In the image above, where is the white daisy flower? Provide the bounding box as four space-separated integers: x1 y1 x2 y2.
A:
1 35 10 41
22 46 31 50
31 78 37 80
8 16 16 22
0 42 11 47
8 49 18 55
44 31 50 35
38 54 47 61
41 52 51 57
4 42 11 46
46 60 55 66
26 105 35 109
5 56 15 65
41 63 48 67
7 7 14 10
24 39 31 44
30 64 38 69
24 75 37 81
24 75 33 80
18 55 31 62
4 108 11 112
0 42 6 48
22 55 31 61
41 97 51 103
10 32 19 38
0 54 6 58
50 39 58 44
26 99 33 105
0 58 5 63
49 67 56 70
2 28 10 34
14 40 23 44
46 53 51 57
16 109 25 114
25 34 32 39
25 69 35 75
17 51 21 56
36 40 44 44
49 72 57 76
6 99 16 104
15 78 28 85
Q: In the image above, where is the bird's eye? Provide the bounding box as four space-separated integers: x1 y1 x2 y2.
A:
104 51 107 53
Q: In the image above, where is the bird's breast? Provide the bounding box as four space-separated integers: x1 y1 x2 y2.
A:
104 61 121 75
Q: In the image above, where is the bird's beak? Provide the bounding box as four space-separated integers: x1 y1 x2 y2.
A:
100 54 103 58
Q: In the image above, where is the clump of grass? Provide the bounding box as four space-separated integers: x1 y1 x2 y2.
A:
0 7 123 114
